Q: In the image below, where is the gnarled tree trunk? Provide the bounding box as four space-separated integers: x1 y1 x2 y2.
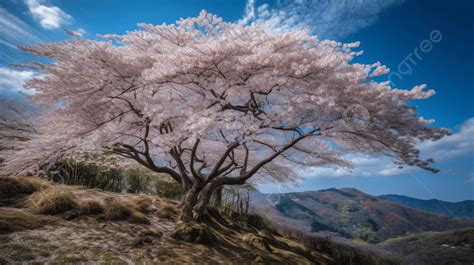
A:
179 181 219 222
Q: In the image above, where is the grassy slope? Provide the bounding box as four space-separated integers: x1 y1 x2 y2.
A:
0 177 348 264
378 228 474 265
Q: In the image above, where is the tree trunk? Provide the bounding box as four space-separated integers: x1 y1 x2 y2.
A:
191 183 215 221
179 184 201 221
178 177 236 222
177 180 224 222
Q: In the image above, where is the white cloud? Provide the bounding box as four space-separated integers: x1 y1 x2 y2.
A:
301 155 410 178
239 0 404 39
71 28 86 37
300 166 349 178
240 0 255 25
302 118 474 179
25 0 71 30
0 67 38 95
418 118 474 161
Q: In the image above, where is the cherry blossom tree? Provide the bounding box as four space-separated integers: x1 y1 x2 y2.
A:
2 11 448 221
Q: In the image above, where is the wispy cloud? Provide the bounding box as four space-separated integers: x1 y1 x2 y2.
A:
25 0 71 30
301 117 474 179
300 155 409 178
0 67 38 95
71 27 86 37
417 117 474 161
240 0 404 39
0 7 43 63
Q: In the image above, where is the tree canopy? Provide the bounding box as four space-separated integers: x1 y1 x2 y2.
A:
1 11 448 220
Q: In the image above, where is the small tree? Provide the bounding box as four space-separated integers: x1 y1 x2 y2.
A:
2 11 448 221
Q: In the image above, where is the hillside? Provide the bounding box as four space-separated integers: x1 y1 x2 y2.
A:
380 194 474 218
0 177 396 264
251 188 474 243
379 228 474 265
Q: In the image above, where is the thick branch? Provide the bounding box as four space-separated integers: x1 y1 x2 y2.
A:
206 142 239 181
221 128 321 185
112 144 182 184
190 138 203 181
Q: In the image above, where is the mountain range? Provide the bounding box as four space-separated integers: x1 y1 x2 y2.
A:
250 188 474 243
380 194 473 218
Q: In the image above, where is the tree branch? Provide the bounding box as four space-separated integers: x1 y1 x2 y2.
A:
190 138 203 181
221 128 321 185
206 142 239 181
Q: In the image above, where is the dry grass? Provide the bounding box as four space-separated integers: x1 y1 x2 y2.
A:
0 177 51 205
5 178 152 224
134 197 155 213
170 222 216 244
0 208 59 234
78 200 104 215
26 187 79 215
129 211 150 224
156 203 178 220
103 197 150 224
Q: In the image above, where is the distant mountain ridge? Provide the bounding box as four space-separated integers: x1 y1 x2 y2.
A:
380 194 474 218
250 188 474 243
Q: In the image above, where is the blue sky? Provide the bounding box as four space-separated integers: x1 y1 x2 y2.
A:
0 0 473 201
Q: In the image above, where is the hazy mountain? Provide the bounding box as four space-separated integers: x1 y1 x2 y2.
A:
380 194 474 218
250 188 474 243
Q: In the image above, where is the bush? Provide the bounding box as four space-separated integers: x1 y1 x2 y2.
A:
26 188 79 215
154 177 183 200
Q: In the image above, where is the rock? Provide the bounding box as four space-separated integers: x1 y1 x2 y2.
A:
170 222 216 245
